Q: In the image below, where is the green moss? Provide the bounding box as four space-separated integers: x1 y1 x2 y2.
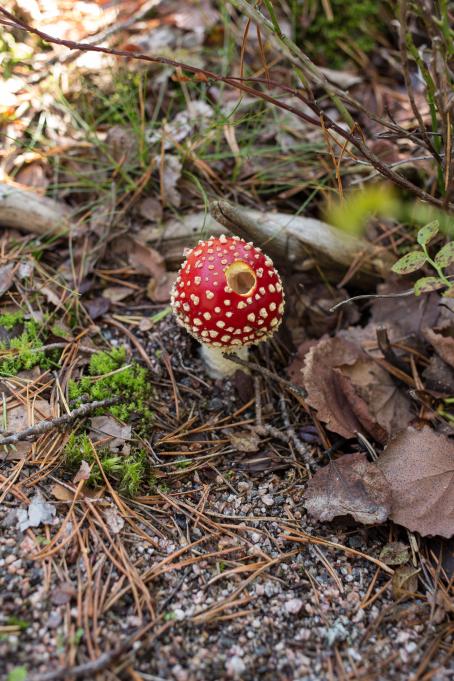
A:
0 314 56 376
64 348 154 495
68 347 153 424
64 433 149 495
0 311 24 330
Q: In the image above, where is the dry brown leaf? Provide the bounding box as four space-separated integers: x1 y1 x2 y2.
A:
138 197 163 223
0 263 15 297
371 282 440 339
227 429 261 452
73 460 91 484
90 415 131 454
127 240 166 281
391 565 419 600
378 427 454 537
15 162 49 193
379 542 410 566
304 452 391 525
146 271 178 303
102 285 133 303
423 355 454 395
3 400 52 459
423 322 454 369
302 337 411 442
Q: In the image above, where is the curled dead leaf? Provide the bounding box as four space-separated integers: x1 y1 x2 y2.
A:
304 452 391 525
302 337 412 442
378 427 454 537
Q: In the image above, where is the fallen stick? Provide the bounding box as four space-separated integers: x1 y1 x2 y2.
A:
0 182 70 235
0 397 120 446
211 200 392 283
145 202 391 285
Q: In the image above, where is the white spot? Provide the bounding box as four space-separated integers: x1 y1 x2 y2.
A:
243 326 252 332
208 265 215 270
226 311 233 318
259 287 266 295
180 292 186 299
193 318 202 326
268 284 276 293
244 244 251 251
224 300 231 306
216 320 226 328
237 301 247 309
270 302 277 311
221 335 231 342
203 312 211 320
190 295 200 305
183 303 190 312
212 342 222 347
268 270 275 277
246 297 253 304
214 306 221 313
276 282 282 292
201 330 209 337
227 326 234 332
207 248 214 254
271 317 279 327
194 276 201 285
232 338 242 345
233 329 242 335
256 268 264 277
224 286 232 293
206 291 214 300
278 303 284 313
265 257 273 266
194 250 202 256
221 259 227 265
219 234 227 243
209 330 218 338
259 308 268 319
247 313 256 322
208 256 215 262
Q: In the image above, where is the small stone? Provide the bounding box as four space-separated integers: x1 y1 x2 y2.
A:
285 598 303 614
227 655 246 677
261 495 274 506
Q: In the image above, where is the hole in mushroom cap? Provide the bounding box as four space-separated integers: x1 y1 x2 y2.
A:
225 260 257 296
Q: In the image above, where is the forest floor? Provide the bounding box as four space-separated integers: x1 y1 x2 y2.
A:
0 1 453 680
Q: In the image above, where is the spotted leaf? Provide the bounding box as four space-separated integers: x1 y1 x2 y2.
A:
391 251 426 275
434 242 454 269
417 220 439 247
413 276 445 296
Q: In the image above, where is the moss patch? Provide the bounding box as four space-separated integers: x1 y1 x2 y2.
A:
0 313 56 376
68 347 153 424
65 347 154 496
64 432 149 496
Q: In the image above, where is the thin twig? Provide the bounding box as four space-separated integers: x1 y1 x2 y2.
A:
224 353 306 398
0 6 452 211
0 397 120 446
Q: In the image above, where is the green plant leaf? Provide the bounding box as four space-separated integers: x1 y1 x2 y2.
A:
413 277 445 296
391 251 427 275
434 242 454 268
417 220 439 246
7 667 27 681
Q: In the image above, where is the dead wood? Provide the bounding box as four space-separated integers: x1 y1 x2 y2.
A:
0 182 70 235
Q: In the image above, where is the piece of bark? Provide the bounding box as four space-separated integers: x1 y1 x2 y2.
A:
0 182 70 235
211 200 391 284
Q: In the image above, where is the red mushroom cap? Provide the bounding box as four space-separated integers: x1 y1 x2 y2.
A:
170 235 285 350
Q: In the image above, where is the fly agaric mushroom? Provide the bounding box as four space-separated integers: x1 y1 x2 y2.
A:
170 234 285 377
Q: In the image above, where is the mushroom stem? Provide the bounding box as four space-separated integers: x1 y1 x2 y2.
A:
200 344 249 379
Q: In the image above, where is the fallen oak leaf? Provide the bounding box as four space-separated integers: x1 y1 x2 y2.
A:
378 427 454 538
301 336 412 442
304 452 391 525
